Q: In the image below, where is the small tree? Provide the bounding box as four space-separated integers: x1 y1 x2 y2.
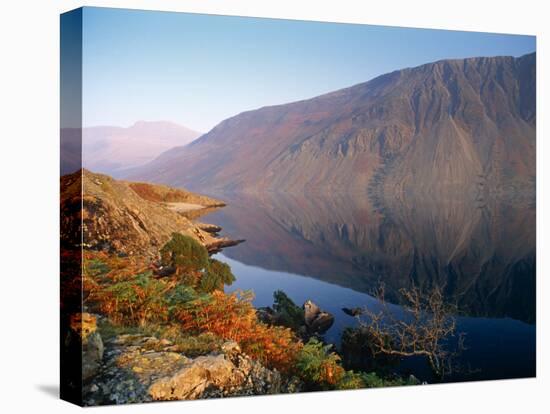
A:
160 233 209 277
357 284 464 380
198 259 236 293
272 290 304 331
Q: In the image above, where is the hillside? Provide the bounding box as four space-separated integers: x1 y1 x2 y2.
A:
60 169 225 256
80 121 201 175
126 53 535 196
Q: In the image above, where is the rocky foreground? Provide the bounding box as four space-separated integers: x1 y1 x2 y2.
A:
79 292 338 405
79 315 300 405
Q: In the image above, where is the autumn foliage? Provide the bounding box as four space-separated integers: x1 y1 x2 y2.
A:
81 233 388 389
97 272 171 326
176 290 302 372
83 234 302 373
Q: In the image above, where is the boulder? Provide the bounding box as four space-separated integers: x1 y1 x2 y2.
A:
149 354 236 400
303 300 334 334
149 340 285 400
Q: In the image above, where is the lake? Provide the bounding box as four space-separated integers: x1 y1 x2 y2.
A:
204 191 536 383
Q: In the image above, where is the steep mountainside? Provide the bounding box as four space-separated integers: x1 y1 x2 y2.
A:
127 53 535 196
80 121 201 175
60 170 224 256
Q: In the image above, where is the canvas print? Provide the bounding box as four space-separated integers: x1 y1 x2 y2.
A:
60 7 536 406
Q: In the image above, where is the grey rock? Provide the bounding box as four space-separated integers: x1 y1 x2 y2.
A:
303 300 334 334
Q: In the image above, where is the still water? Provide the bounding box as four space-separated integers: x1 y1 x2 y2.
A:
204 192 536 382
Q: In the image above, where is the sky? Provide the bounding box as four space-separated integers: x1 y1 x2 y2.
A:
81 7 536 133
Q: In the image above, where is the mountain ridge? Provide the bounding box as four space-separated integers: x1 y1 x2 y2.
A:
126 53 536 196
78 120 202 176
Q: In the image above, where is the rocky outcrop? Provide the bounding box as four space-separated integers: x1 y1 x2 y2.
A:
258 295 334 337
125 181 224 207
206 238 246 254
148 341 284 400
196 223 222 234
303 300 334 334
83 335 298 405
61 170 226 256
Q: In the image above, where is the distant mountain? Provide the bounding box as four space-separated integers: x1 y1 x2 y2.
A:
79 121 201 176
127 53 535 196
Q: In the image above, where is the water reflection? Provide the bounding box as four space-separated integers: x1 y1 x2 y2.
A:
206 192 535 323
204 191 535 381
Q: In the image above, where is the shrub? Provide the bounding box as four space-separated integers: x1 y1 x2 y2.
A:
357 285 462 379
360 372 417 387
160 233 209 275
240 323 302 373
272 290 304 331
335 371 367 390
164 284 200 314
198 259 236 293
334 371 414 389
177 290 256 339
83 251 149 284
160 234 236 292
295 338 345 389
176 290 302 372
341 326 399 374
96 272 169 326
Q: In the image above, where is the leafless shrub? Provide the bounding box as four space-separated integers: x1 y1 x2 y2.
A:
358 284 465 380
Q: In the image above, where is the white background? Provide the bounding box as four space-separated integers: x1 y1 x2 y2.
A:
0 0 548 412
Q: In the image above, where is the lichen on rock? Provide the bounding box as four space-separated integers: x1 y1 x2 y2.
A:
83 335 297 406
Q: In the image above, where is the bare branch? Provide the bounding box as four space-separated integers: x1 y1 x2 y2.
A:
358 284 463 379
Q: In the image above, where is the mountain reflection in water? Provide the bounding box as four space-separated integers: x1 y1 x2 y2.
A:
204 192 535 381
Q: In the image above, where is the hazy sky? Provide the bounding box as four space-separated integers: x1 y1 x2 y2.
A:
82 7 535 132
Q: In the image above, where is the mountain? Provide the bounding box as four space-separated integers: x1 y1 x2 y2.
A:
126 53 535 196
79 121 201 176
60 170 224 256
